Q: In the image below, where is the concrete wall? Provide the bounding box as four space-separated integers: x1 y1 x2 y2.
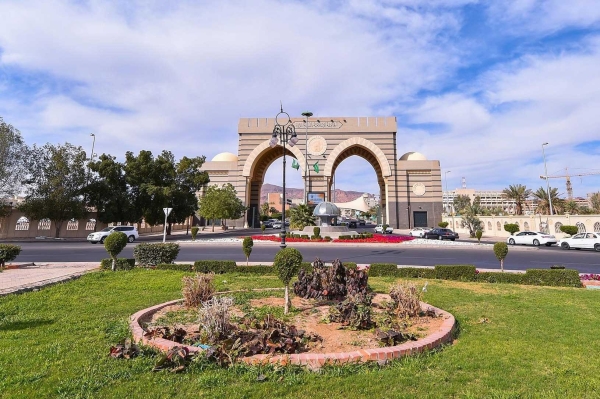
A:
442 214 600 239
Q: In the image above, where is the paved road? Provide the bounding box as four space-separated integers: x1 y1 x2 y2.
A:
11 239 600 273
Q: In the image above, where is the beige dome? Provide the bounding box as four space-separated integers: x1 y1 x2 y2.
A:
399 152 427 161
211 152 238 162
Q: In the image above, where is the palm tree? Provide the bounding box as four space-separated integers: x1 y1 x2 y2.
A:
502 184 532 215
532 187 564 215
563 200 579 215
590 192 600 213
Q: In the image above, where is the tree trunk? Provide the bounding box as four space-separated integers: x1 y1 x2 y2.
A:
54 221 63 238
284 284 290 314
167 222 172 235
246 256 249 267
212 220 215 232
500 259 504 272
111 256 116 272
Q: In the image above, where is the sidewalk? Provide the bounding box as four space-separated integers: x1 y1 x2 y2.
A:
0 262 99 296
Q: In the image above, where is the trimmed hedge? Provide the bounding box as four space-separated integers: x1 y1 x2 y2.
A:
343 262 358 270
235 265 277 275
397 267 436 279
155 263 194 272
100 258 135 271
435 265 476 281
194 260 236 274
524 269 582 287
368 263 398 277
475 272 525 284
133 243 180 267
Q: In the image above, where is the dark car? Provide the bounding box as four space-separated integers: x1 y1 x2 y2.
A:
261 220 273 228
348 221 357 228
358 220 366 226
424 228 459 241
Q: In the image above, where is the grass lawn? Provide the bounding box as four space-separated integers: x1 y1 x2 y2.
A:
1 269 599 398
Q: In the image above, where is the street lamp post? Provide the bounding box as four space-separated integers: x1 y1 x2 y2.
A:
541 143 554 215
301 111 313 205
88 133 96 174
445 170 454 229
269 106 299 249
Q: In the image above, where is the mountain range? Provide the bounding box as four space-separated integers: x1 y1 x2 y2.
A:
260 183 373 204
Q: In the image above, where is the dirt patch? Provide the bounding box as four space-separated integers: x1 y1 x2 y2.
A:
146 294 445 354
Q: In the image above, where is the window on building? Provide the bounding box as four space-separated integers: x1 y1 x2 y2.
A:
555 222 563 233
576 222 586 233
85 219 97 231
524 222 529 231
38 218 51 230
67 219 79 231
594 222 600 233
16 216 30 231
488 222 492 230
497 221 501 231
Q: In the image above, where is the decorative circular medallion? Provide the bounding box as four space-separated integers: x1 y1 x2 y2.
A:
412 183 426 196
307 136 327 156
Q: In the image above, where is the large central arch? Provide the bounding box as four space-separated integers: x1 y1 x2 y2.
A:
199 116 442 229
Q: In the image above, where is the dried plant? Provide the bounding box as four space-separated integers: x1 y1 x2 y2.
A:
182 273 215 307
198 296 234 344
329 293 374 330
389 282 422 318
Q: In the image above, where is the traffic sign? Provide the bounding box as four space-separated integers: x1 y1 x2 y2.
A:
163 208 173 216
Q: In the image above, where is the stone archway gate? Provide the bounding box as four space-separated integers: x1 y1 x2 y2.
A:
200 116 442 229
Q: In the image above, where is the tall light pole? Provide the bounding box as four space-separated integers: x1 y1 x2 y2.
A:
541 142 554 216
88 133 96 172
269 106 299 249
445 170 454 230
301 111 313 204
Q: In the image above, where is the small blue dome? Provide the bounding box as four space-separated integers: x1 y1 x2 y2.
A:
312 202 341 216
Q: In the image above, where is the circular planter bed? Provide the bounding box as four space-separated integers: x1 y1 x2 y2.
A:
130 294 455 368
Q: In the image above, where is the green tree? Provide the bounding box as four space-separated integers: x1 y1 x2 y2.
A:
560 225 578 236
104 231 128 272
460 197 483 238
85 154 136 225
453 194 471 215
242 237 253 266
288 204 315 230
563 200 579 214
533 187 564 215
502 184 532 215
493 242 509 272
273 247 303 314
0 118 29 217
198 184 245 231
19 143 87 238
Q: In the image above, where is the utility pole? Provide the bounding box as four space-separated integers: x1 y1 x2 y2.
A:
301 111 313 205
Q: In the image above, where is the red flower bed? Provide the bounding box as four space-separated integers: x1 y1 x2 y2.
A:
334 234 414 244
249 234 414 244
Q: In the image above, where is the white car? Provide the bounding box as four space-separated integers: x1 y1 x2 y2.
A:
506 231 558 247
374 224 394 234
409 227 431 237
87 226 139 244
558 232 600 252
272 221 283 229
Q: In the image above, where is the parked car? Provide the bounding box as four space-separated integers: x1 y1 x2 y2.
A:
506 231 557 247
272 221 283 229
374 224 393 234
348 221 358 228
424 228 459 241
87 226 139 244
558 232 600 251
358 220 366 226
409 227 431 237
261 220 273 228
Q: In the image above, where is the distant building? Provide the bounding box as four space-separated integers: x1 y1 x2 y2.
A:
443 188 538 215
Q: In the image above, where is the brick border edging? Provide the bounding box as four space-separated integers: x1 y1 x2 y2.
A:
130 298 456 367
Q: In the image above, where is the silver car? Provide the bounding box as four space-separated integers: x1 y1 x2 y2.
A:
87 226 139 244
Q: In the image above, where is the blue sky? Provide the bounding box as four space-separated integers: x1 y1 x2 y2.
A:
1 0 600 198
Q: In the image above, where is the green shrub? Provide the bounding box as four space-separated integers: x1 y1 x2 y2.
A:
504 223 520 235
133 243 180 267
155 263 194 272
560 225 578 236
313 226 321 238
324 236 332 241
524 269 582 288
475 272 525 284
368 263 398 277
193 260 236 274
104 231 128 271
493 242 509 272
435 265 476 281
475 229 483 243
438 221 449 228
300 261 313 273
100 258 135 271
0 244 21 268
397 267 436 279
191 226 199 241
301 234 309 239
242 237 253 266
550 265 565 269
234 265 276 275
310 235 318 240
273 247 303 314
